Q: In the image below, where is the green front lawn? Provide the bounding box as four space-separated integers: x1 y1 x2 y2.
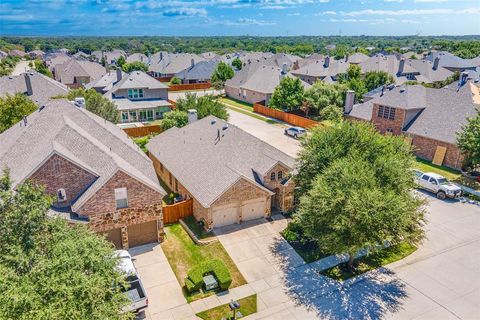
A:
196 294 257 320
321 243 417 281
161 224 247 302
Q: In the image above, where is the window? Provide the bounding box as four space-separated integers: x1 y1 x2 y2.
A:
57 189 66 202
386 128 393 133
277 171 283 180
128 89 144 99
129 111 137 121
121 112 128 122
421 175 430 181
377 105 396 120
114 187 128 209
174 178 178 192
377 105 384 118
429 178 438 185
139 89 144 98
169 173 172 186
270 172 276 181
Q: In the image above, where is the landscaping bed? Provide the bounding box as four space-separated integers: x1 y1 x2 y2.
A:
182 215 216 241
281 221 330 263
196 294 257 320
321 243 417 281
161 224 246 302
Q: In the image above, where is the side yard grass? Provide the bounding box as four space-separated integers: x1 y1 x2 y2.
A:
218 97 254 111
321 243 417 281
196 294 257 320
182 215 216 241
161 224 247 302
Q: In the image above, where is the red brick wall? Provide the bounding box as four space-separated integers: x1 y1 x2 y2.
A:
371 104 406 135
29 154 97 208
410 134 463 169
77 170 164 216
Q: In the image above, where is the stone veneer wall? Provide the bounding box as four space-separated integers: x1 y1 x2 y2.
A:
262 163 295 212
29 154 97 208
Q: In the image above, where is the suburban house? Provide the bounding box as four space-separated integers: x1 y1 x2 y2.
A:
104 70 172 123
29 50 45 59
126 53 149 64
45 52 71 71
0 99 166 249
225 62 310 104
9 49 27 58
86 68 125 93
148 52 205 80
291 56 349 84
425 51 480 72
175 60 219 84
54 58 106 88
146 115 296 229
73 51 90 59
345 73 479 169
0 71 69 106
91 49 126 65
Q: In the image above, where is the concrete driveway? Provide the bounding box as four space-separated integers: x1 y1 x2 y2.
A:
214 196 480 319
227 109 301 158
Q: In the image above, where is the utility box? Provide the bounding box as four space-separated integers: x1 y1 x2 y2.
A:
203 274 218 291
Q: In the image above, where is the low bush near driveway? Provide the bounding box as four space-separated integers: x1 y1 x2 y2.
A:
185 259 232 293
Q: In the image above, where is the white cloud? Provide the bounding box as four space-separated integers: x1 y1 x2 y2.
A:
334 8 480 16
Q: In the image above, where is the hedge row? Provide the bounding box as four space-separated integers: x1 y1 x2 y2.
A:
184 259 232 293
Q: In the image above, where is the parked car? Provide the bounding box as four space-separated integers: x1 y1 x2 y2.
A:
115 250 148 314
414 172 462 200
284 126 306 139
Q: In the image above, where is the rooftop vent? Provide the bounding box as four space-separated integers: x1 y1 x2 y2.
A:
74 97 86 108
222 124 229 131
400 88 406 93
211 119 216 125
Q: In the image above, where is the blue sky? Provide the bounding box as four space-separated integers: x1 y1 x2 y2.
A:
0 0 479 36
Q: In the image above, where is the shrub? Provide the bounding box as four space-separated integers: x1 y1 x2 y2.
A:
184 259 232 293
170 77 181 85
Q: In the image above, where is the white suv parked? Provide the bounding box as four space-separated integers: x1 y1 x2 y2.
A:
415 171 462 200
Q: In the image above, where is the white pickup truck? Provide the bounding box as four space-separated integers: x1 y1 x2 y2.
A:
115 250 148 314
414 171 462 200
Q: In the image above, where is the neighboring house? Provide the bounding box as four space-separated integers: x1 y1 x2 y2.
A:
148 52 205 79
45 53 71 71
225 63 310 105
175 60 219 84
346 52 370 64
54 58 106 88
73 51 90 59
91 49 126 65
345 73 479 169
425 51 479 72
9 49 27 58
0 99 166 249
201 52 222 61
29 50 45 59
147 115 296 229
126 53 148 64
104 70 171 123
86 68 125 93
0 71 69 106
291 56 349 84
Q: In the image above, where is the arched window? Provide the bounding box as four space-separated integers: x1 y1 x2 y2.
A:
270 172 276 181
277 171 283 180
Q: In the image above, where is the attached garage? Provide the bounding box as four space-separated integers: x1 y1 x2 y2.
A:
101 228 122 249
127 220 158 248
212 203 238 228
241 198 267 222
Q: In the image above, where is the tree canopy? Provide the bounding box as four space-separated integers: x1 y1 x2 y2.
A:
303 81 347 121
65 88 120 123
211 61 234 89
0 171 132 320
231 58 242 70
160 110 189 130
175 93 228 121
364 71 394 92
269 77 305 111
0 93 38 133
457 108 480 170
170 76 182 85
34 59 53 78
294 121 425 270
116 55 126 68
121 61 148 73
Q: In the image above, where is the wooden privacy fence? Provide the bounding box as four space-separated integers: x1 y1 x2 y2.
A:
123 125 162 138
253 103 319 128
163 199 193 224
168 82 211 91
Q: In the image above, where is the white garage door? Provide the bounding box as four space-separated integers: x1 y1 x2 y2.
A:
241 198 266 222
212 204 239 228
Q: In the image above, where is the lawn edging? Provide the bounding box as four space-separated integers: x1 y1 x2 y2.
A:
179 218 217 245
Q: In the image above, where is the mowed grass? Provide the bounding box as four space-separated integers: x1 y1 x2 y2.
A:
161 224 247 302
196 294 257 320
413 158 461 180
218 97 254 111
321 243 417 281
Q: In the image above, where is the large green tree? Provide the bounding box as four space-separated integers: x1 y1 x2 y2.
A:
294 121 425 270
0 171 132 320
210 61 234 89
66 88 120 123
121 61 148 73
269 77 304 111
34 59 53 78
303 81 347 120
338 65 367 101
231 58 242 70
0 93 38 133
364 71 394 92
160 110 189 130
175 93 228 121
457 109 480 170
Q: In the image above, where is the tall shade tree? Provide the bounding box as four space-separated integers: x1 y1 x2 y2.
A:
65 88 120 123
0 93 37 133
116 55 126 68
303 81 347 120
364 71 395 92
211 61 234 89
338 64 367 101
0 171 133 320
269 77 304 111
175 93 228 121
294 121 425 270
457 108 480 170
160 110 189 130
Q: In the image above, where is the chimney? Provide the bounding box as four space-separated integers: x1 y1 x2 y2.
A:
292 61 299 70
187 109 198 124
345 54 349 62
25 73 33 96
344 90 355 114
191 58 195 68
324 56 330 68
433 57 440 70
398 58 405 75
74 97 86 108
159 52 163 61
281 63 288 74
140 55 144 63
116 68 122 82
459 72 469 86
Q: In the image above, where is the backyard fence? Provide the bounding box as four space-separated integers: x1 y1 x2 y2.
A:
163 198 193 224
122 125 163 138
253 103 319 128
168 82 211 91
